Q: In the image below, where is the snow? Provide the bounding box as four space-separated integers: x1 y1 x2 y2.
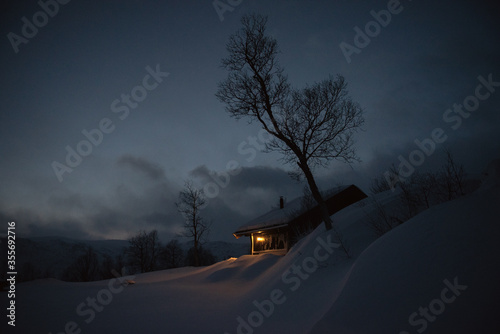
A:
310 176 500 333
2 162 499 333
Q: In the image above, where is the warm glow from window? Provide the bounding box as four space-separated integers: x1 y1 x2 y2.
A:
256 237 265 242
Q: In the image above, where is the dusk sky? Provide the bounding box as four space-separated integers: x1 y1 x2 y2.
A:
1 0 499 243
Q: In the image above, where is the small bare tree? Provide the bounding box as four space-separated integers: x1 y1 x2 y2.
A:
176 181 211 267
161 239 184 269
370 173 393 194
439 149 465 200
127 230 161 273
216 14 364 243
365 197 403 237
413 171 438 209
63 246 99 282
98 255 115 279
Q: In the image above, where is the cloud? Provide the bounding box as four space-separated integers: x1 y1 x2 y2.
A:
189 164 212 182
0 170 183 241
2 208 93 240
189 164 303 217
116 155 165 180
190 165 295 191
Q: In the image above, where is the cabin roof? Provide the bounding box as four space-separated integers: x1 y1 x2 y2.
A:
233 185 356 237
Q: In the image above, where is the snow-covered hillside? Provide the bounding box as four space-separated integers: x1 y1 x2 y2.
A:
310 160 500 333
2 161 498 333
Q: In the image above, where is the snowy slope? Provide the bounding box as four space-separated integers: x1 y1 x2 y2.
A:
0 194 383 334
178 240 250 260
2 162 498 334
310 161 500 333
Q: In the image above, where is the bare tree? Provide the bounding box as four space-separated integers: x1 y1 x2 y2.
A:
127 230 161 273
63 246 99 282
176 181 211 267
439 149 465 200
370 173 393 194
413 171 439 209
115 253 126 273
185 246 217 267
365 197 403 237
98 255 116 280
216 14 364 237
398 174 422 220
160 239 184 269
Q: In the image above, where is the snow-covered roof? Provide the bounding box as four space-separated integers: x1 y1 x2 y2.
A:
234 185 353 236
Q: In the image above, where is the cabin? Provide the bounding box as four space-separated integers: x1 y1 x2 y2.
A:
233 185 367 255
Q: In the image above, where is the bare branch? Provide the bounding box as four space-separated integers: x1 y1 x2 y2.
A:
175 180 211 266
216 14 364 242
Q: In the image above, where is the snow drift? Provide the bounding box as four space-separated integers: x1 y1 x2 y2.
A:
310 161 500 333
2 161 499 334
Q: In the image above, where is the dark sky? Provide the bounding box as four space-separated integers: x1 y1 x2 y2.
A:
1 0 499 243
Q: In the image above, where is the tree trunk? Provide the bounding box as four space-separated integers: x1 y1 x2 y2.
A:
298 160 350 257
193 206 201 267
298 161 332 230
193 238 200 267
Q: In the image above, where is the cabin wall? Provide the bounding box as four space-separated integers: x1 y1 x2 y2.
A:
251 229 288 255
239 185 368 255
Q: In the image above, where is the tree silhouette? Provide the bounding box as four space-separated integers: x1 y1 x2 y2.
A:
160 239 184 269
127 230 161 273
63 246 99 282
216 14 364 239
176 181 211 267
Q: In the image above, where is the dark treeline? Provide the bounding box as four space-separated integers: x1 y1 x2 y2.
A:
61 231 217 282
